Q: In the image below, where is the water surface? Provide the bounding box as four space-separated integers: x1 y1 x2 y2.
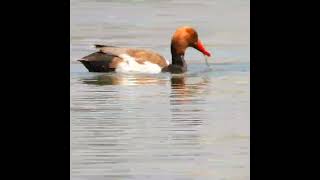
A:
71 0 250 179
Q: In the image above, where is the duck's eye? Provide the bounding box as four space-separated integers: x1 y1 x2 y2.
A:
193 41 198 47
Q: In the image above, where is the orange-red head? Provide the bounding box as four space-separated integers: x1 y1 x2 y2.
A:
171 26 211 57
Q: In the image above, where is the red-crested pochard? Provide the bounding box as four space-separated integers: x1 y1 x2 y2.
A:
78 26 211 74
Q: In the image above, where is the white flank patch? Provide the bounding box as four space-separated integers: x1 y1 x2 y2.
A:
116 54 162 74
165 58 169 65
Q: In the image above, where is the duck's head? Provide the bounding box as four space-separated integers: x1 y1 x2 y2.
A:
171 26 211 58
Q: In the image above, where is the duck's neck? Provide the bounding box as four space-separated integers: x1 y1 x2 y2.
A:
171 46 187 68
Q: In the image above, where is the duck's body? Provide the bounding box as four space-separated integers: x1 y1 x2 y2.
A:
79 45 169 73
78 26 211 74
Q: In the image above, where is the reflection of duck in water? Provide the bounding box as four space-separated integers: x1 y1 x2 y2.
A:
170 75 210 128
81 73 169 86
171 75 186 87
170 75 210 105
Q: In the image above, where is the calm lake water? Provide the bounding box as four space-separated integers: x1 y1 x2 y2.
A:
70 0 250 179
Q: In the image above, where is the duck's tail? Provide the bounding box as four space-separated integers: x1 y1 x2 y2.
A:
77 52 116 72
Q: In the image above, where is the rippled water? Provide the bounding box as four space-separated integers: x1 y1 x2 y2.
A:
71 0 250 179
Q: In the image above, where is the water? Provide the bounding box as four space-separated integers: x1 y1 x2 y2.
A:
71 0 250 179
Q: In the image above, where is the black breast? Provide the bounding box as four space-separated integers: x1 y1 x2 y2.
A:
162 64 187 74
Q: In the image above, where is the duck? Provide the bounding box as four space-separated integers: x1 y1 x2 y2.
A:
78 26 211 74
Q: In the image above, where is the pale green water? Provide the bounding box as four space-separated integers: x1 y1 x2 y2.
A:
71 0 250 179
